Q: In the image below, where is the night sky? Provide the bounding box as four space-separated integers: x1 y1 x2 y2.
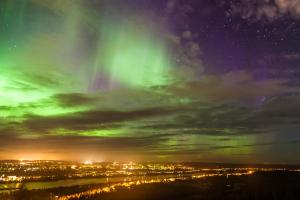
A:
1 0 300 164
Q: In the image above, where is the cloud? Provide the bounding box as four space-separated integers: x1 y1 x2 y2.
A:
53 93 98 107
0 134 170 151
22 106 185 133
275 0 300 18
168 71 295 101
282 52 300 60
0 133 175 161
2 69 299 140
164 0 205 81
226 0 300 21
136 92 300 139
2 91 300 161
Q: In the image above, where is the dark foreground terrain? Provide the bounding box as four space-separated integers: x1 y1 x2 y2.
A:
1 171 300 200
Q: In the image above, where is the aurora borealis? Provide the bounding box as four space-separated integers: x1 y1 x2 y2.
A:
1 0 300 163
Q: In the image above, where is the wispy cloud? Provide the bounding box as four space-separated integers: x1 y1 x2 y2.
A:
226 0 300 21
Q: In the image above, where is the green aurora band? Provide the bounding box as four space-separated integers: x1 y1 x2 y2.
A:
0 0 172 114
0 0 262 161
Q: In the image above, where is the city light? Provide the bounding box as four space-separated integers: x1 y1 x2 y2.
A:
84 160 93 165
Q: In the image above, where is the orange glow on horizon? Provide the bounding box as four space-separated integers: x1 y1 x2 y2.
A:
17 153 61 161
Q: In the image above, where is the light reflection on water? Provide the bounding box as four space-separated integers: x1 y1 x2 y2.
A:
0 174 191 192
